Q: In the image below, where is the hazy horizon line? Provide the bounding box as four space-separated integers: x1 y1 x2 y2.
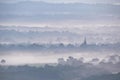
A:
0 0 120 5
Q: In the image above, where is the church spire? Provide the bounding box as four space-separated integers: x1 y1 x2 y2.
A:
81 37 87 46
83 37 87 45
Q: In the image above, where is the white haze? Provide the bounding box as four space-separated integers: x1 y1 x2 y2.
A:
0 51 118 65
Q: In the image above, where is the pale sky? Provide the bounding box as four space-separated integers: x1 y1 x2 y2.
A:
0 0 120 4
0 0 120 27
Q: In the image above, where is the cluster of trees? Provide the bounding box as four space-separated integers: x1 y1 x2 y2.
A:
0 55 120 80
58 55 120 73
0 42 120 54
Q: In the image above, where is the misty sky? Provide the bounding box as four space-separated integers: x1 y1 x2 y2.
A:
0 0 120 4
0 0 120 27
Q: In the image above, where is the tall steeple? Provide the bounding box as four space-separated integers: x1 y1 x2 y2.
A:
81 37 87 46
83 37 87 45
